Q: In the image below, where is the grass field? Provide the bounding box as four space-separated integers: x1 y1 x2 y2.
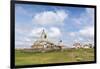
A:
15 48 94 66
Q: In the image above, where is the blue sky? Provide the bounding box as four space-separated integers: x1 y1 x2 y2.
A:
15 4 94 48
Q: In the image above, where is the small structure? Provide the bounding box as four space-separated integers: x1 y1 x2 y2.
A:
83 44 90 48
83 43 93 49
73 42 82 49
57 40 64 50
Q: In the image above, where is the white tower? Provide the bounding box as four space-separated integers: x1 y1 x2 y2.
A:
40 29 47 40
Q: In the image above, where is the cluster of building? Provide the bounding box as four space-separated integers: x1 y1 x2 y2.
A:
16 29 93 52
73 42 94 49
31 29 64 51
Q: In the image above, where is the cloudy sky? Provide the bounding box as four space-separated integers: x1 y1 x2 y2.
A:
15 4 94 48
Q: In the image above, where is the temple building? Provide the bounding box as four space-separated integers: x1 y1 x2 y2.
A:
31 29 64 51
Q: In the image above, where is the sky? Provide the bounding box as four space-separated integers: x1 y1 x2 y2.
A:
15 4 94 48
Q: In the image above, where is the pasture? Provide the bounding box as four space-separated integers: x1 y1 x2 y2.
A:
15 48 94 66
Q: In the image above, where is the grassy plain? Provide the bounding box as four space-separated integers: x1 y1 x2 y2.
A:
15 48 94 66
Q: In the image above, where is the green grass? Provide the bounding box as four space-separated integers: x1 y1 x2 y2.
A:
15 48 94 66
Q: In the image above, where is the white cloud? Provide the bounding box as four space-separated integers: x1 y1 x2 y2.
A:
31 27 45 37
72 8 94 26
69 32 76 37
32 10 68 25
68 8 94 43
30 27 61 38
15 6 32 16
69 26 94 42
15 7 95 48
15 26 62 48
48 27 61 37
86 8 94 16
79 26 94 38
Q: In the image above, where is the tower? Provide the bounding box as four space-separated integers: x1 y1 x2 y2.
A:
40 29 47 40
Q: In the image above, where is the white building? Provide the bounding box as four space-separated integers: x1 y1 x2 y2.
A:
73 42 82 49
